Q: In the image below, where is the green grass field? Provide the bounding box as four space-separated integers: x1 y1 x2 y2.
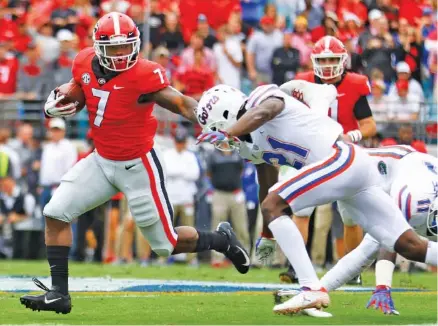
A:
0 261 437 325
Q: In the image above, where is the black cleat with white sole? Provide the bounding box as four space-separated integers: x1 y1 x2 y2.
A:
20 278 72 314
216 222 250 274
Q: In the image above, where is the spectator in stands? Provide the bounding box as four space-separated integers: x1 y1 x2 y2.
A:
0 129 20 180
179 32 216 73
0 171 38 259
163 128 200 265
271 32 301 85
31 23 60 64
246 15 283 85
207 147 249 268
8 124 34 183
175 49 215 101
302 0 324 30
213 25 243 89
227 4 253 43
310 11 338 43
290 16 313 69
362 36 395 83
160 12 185 54
387 79 422 121
39 118 77 210
51 0 79 35
388 61 425 102
54 29 77 86
381 124 428 153
368 79 389 125
14 20 33 56
196 14 217 49
0 41 18 98
358 9 383 50
152 46 172 81
148 0 166 49
16 43 46 100
339 12 362 47
394 26 422 83
273 0 305 30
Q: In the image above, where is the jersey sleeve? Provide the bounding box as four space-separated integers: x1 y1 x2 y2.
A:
356 75 371 96
139 61 170 94
246 84 286 109
71 48 94 85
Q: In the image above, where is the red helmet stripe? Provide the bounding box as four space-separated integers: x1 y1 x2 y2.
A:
111 12 121 35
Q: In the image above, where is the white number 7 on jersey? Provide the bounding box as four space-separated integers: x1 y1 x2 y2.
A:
154 68 165 84
92 88 110 127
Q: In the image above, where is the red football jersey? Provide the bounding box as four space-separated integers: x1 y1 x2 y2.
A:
0 55 19 94
295 72 371 133
72 48 169 161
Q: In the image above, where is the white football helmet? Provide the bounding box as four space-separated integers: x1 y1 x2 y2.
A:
197 84 247 132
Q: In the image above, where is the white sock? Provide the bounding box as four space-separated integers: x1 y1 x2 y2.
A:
425 241 437 266
321 235 379 291
269 215 321 289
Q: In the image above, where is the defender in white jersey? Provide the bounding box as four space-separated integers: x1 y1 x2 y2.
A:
311 149 438 315
195 84 438 315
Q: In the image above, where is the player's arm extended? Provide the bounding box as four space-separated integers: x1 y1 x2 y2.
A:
256 163 279 238
226 97 285 138
149 86 198 123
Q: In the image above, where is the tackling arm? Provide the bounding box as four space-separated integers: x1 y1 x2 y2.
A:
226 98 285 138
149 86 198 123
256 163 279 238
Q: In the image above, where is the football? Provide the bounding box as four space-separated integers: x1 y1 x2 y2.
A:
56 82 86 112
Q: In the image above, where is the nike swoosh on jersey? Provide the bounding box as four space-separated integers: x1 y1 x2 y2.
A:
337 93 346 97
44 297 62 304
113 85 124 89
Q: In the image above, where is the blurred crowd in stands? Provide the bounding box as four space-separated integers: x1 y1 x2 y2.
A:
0 0 436 272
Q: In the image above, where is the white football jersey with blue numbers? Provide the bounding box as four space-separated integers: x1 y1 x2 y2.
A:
243 84 343 169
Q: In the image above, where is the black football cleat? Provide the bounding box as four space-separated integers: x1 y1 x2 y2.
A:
346 274 362 286
279 265 299 284
216 222 250 274
20 278 72 314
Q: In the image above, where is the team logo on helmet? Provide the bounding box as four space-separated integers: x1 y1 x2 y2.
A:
81 73 90 85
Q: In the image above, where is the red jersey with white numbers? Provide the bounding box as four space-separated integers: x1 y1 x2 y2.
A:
295 72 371 133
72 47 169 160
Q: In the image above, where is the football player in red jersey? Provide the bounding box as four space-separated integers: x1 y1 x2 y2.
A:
20 12 250 315
279 36 377 286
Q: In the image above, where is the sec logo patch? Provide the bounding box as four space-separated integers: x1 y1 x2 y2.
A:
81 73 90 84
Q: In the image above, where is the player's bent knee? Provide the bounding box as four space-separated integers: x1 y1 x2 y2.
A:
261 193 289 221
43 202 73 223
394 230 427 261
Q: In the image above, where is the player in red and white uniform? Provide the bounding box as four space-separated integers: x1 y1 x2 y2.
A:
278 36 377 285
20 13 249 315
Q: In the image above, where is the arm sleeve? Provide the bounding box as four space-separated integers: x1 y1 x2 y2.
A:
353 95 373 120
